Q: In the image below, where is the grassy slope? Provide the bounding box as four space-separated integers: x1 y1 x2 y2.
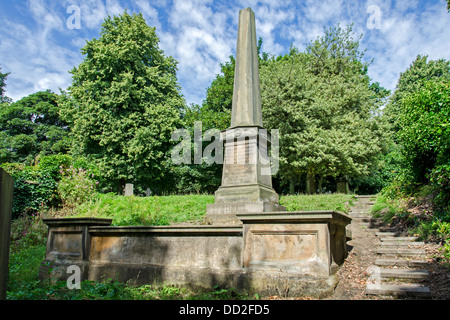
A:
68 193 355 226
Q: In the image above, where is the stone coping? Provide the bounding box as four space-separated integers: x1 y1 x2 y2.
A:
88 225 243 236
42 217 113 227
236 210 352 224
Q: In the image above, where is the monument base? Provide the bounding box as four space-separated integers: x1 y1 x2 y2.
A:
205 201 286 225
205 184 286 225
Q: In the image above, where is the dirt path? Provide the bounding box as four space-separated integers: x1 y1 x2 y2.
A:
325 195 381 299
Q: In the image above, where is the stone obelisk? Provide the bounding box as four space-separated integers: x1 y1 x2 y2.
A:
206 8 285 225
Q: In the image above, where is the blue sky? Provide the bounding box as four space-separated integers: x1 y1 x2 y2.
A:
0 0 449 106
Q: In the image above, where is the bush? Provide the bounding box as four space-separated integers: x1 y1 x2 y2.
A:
57 166 98 208
37 154 73 181
429 164 450 220
2 165 58 218
9 214 48 253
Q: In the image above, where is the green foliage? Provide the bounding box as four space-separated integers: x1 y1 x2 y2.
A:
61 12 185 194
384 55 450 134
9 215 47 253
203 55 235 115
429 164 450 219
7 245 46 297
1 164 57 218
0 66 11 103
72 193 214 226
260 25 389 192
397 79 450 182
170 104 229 194
0 90 70 164
57 166 98 208
37 154 73 181
279 193 355 213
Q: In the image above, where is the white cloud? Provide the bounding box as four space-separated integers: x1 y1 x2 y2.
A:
133 0 160 29
1 0 449 106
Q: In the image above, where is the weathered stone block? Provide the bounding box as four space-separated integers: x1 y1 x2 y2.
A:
39 218 112 282
0 169 13 300
237 210 351 277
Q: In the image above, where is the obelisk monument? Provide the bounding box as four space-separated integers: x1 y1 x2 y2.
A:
206 8 285 225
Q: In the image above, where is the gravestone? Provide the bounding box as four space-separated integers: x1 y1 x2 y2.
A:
124 183 133 196
0 168 13 300
206 8 285 225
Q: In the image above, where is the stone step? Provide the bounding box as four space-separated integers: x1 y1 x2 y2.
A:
346 228 352 240
375 259 429 267
366 283 431 298
358 221 388 228
370 228 398 234
373 268 429 280
379 241 425 247
375 231 403 237
351 214 372 219
379 236 420 242
350 207 372 211
377 248 426 257
349 212 371 216
352 216 384 223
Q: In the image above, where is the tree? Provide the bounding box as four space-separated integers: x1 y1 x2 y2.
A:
202 37 268 117
0 90 70 164
61 12 185 194
0 66 11 104
397 79 450 184
203 56 235 116
260 25 389 194
384 55 450 133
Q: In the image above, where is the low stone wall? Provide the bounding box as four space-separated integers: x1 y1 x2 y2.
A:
39 210 351 298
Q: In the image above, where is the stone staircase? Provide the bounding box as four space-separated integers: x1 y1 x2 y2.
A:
349 195 432 299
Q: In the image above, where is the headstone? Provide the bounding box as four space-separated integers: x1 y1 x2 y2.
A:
124 183 133 196
206 8 285 225
0 168 14 300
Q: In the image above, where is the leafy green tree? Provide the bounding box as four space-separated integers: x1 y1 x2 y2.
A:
61 12 185 194
397 79 450 184
0 90 70 164
170 104 229 194
204 56 235 116
260 25 389 194
203 37 268 117
0 66 11 104
384 55 450 133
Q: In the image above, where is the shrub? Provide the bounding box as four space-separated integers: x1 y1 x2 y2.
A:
429 164 450 221
9 213 48 253
37 154 73 181
2 165 58 218
57 166 98 208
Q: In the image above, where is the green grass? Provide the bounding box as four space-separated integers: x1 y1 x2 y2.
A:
65 192 355 226
279 193 355 213
70 193 215 226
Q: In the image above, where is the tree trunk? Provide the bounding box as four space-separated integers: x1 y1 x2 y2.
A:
117 178 126 195
317 176 323 194
306 171 316 195
289 178 295 194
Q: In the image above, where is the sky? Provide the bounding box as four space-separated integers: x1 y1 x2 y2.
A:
0 0 449 106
